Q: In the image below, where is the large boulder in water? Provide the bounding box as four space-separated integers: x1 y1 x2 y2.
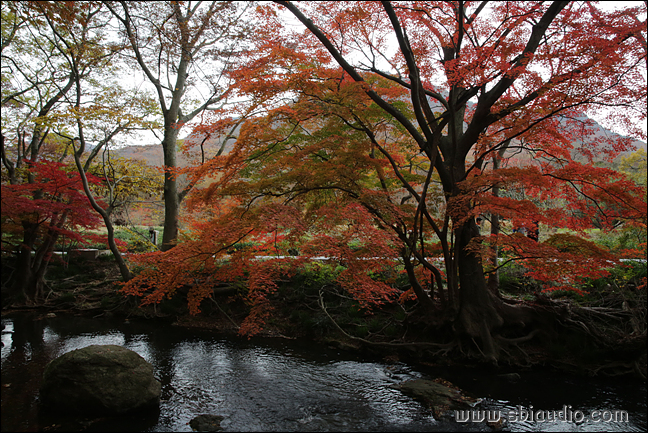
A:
40 344 161 415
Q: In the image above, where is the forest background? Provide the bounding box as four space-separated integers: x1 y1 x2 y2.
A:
2 1 647 375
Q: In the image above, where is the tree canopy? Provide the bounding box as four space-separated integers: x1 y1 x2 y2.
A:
105 0 254 250
116 1 647 362
2 1 647 364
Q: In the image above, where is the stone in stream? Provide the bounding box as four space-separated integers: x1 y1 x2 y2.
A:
40 344 161 415
392 378 480 419
497 372 521 382
189 414 225 431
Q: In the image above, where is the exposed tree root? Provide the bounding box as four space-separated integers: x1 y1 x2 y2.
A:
496 329 541 345
488 293 646 376
591 361 646 378
318 290 457 354
316 283 646 377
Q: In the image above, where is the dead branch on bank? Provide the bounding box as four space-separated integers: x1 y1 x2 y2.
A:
318 290 456 354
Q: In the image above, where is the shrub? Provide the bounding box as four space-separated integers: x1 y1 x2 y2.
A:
114 226 162 253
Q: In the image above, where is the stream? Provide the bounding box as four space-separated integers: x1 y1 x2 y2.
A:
1 313 646 432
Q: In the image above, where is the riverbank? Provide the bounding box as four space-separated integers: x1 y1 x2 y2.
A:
3 312 646 432
2 254 646 379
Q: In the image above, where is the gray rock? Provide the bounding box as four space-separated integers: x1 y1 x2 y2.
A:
40 344 161 415
497 372 521 382
189 414 224 431
394 378 479 418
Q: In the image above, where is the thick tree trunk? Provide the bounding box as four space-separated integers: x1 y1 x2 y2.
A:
10 222 39 304
487 213 501 295
9 215 66 305
455 219 504 363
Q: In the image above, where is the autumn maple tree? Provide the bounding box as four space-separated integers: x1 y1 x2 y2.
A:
2 1 110 302
1 1 158 297
1 160 105 302
120 1 647 363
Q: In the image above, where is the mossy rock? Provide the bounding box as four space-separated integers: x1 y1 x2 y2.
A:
40 345 161 415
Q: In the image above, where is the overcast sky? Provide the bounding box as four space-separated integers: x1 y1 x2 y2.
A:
120 1 646 148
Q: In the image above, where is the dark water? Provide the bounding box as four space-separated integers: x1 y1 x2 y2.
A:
1 313 646 432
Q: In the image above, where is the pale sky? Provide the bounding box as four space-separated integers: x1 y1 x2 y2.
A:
120 1 646 148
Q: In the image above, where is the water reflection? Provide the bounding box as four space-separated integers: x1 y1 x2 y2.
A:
156 340 439 432
1 314 646 432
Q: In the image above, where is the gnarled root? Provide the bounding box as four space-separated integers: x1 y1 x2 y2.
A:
318 290 457 353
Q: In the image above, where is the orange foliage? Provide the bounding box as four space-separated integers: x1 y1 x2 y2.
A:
121 1 647 332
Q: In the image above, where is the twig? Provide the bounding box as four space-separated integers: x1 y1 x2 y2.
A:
318 290 455 349
496 329 540 345
210 296 240 330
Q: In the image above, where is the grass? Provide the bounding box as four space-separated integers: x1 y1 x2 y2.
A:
54 225 164 253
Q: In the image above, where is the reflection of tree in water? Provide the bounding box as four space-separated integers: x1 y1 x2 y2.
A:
0 314 167 431
1 314 646 432
1 314 49 431
137 322 178 402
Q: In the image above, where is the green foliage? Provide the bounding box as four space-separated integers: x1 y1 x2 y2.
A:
546 288 594 302
289 309 319 331
271 264 406 340
88 156 164 211
580 260 647 292
114 226 162 253
56 292 76 305
590 226 647 255
301 263 343 286
393 308 407 322
345 302 365 318
53 226 163 252
497 262 542 295
618 149 647 188
367 317 385 333
100 293 121 309
497 257 646 303
227 241 258 253
354 324 370 338
277 262 343 300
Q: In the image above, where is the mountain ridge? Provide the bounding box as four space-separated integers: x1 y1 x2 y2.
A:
114 117 646 168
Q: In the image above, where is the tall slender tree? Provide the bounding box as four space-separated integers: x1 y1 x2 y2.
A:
2 1 121 301
105 1 252 250
2 1 157 301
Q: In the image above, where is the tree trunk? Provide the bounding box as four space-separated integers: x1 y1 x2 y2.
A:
30 212 68 301
106 221 132 282
72 137 133 282
455 219 503 363
487 212 501 295
487 142 508 296
402 251 435 311
10 222 40 304
161 124 180 251
9 214 67 305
